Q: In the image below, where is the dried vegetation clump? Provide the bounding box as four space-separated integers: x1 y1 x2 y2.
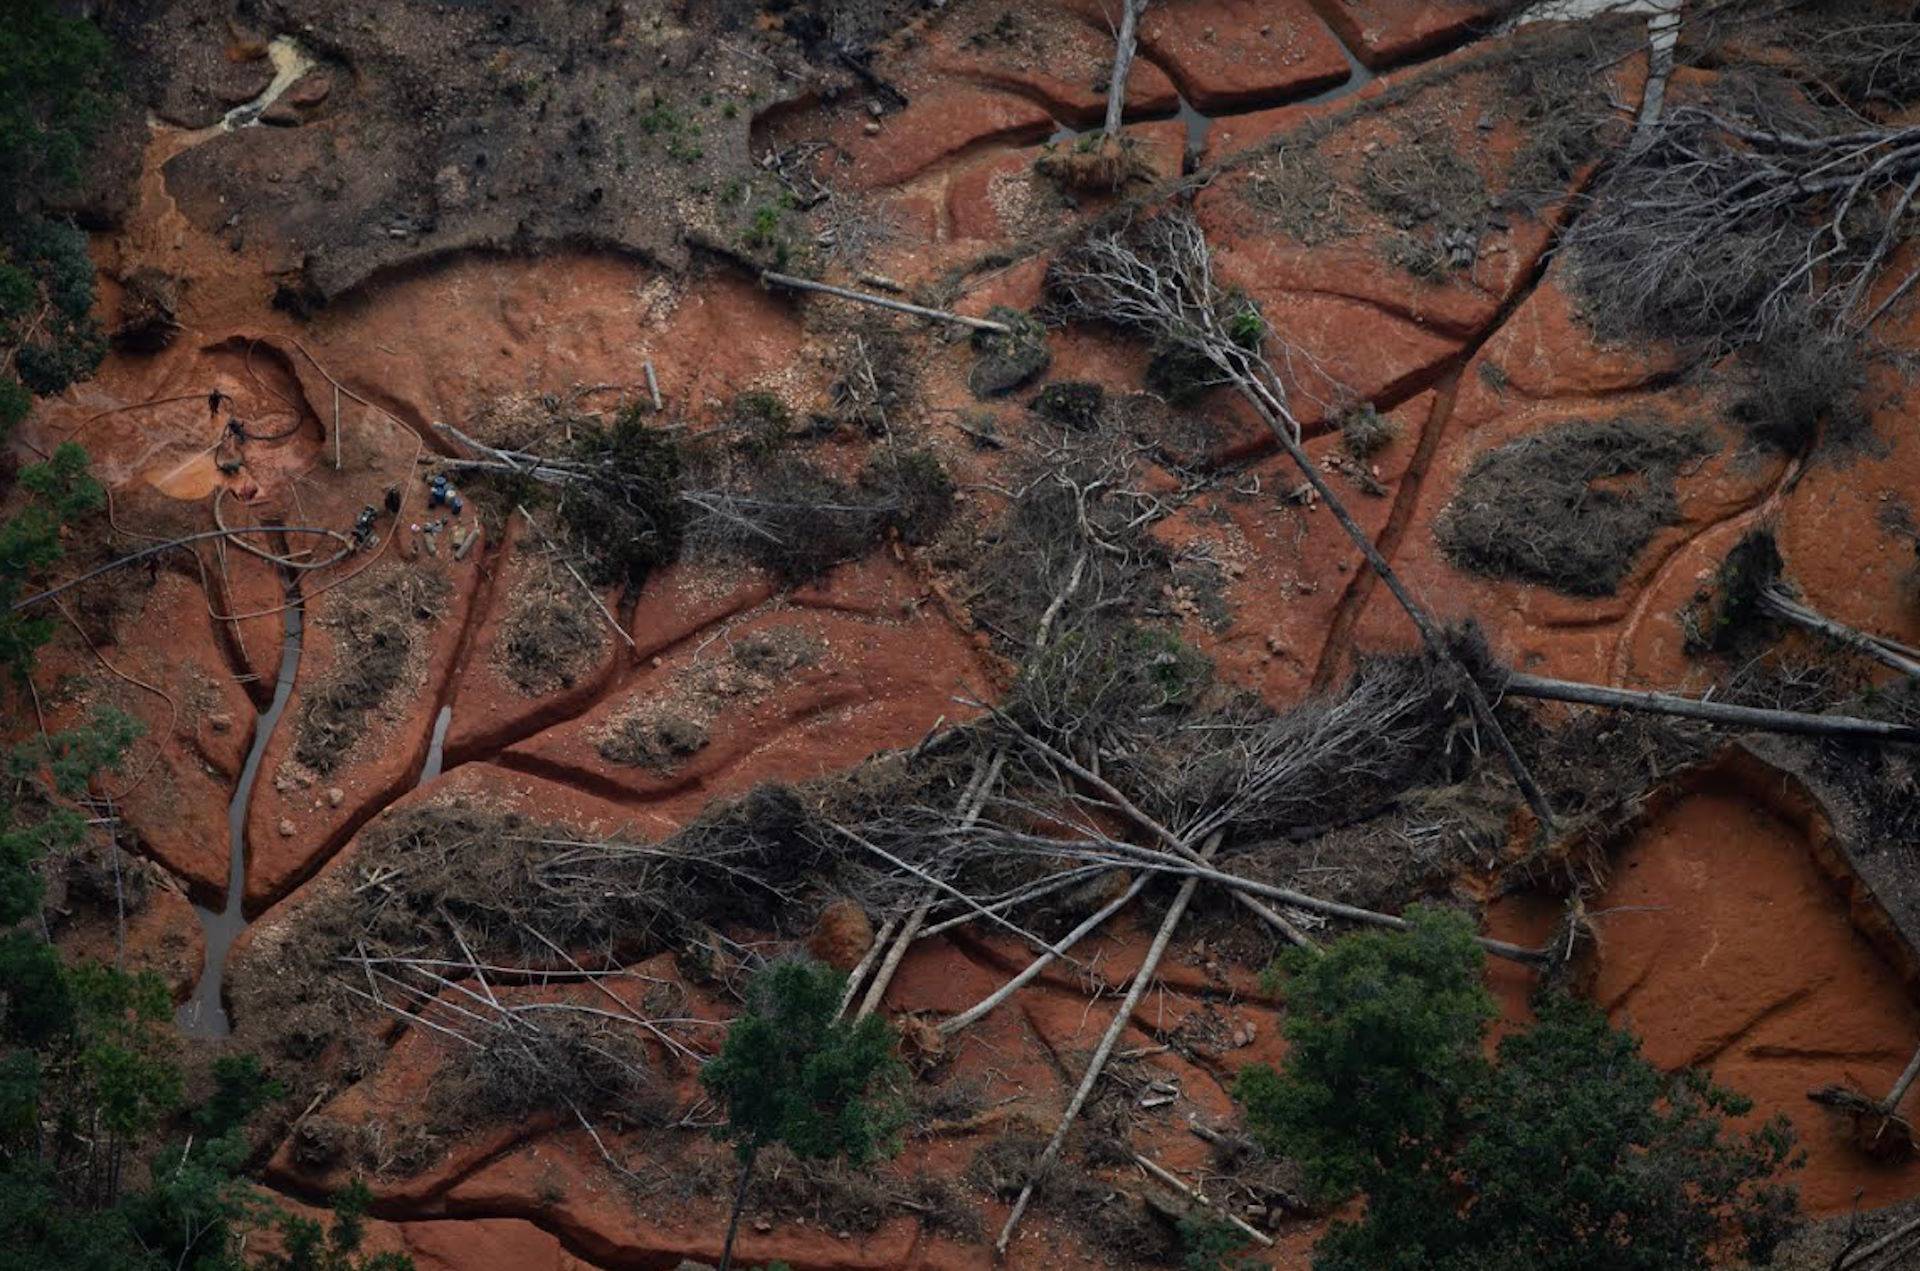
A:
968 307 1052 398
498 551 607 695
1436 417 1716 597
295 564 451 773
457 392 958 588
1564 13 1920 453
1035 133 1156 194
1240 143 1346 244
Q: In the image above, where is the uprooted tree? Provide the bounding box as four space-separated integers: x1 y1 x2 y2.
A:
701 957 905 1271
1236 907 1804 1271
1566 9 1920 457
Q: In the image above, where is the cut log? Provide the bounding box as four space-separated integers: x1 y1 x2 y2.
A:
1103 0 1148 138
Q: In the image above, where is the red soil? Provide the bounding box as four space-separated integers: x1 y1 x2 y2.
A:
1488 776 1920 1215
16 5 1920 1267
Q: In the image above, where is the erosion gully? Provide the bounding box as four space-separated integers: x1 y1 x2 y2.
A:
177 582 457 1038
1045 4 1378 157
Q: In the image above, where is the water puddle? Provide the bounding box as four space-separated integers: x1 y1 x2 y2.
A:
153 35 316 159
419 705 453 785
178 587 303 1038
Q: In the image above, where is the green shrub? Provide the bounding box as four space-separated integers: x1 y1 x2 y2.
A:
559 408 685 587
703 959 904 1271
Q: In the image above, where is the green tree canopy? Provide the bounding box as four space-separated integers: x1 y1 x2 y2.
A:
0 0 116 433
1236 907 1802 1271
700 957 904 1270
0 441 105 682
702 956 904 1166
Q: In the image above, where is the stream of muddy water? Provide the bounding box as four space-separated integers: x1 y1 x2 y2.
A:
177 592 304 1038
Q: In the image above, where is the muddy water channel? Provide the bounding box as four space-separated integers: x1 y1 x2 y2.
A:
177 595 303 1038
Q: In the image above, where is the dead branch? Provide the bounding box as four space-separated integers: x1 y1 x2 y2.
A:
994 831 1221 1256
1131 1151 1273 1248
983 700 1358 951
1883 1042 1920 1118
1838 1213 1920 1270
915 864 1112 941
1761 587 1920 681
829 821 1087 970
937 867 1151 1037
989 831 1549 965
835 914 898 1018
1568 100 1920 344
515 505 638 652
854 751 1007 1019
760 271 1010 333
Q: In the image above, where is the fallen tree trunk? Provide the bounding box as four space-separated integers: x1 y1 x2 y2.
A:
1046 214 1559 838
987 709 1319 951
1502 672 1920 744
1838 1213 1920 1270
937 867 1152 1036
1132 1151 1273 1249
855 751 1007 1019
1762 587 1920 681
1882 1042 1920 1116
994 831 1221 1256
1029 834 1550 965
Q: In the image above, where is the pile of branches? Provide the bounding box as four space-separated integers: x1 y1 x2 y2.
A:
439 409 952 586
1566 99 1920 347
343 790 864 965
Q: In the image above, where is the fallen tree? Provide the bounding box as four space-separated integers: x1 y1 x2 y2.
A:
1047 211 1561 837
